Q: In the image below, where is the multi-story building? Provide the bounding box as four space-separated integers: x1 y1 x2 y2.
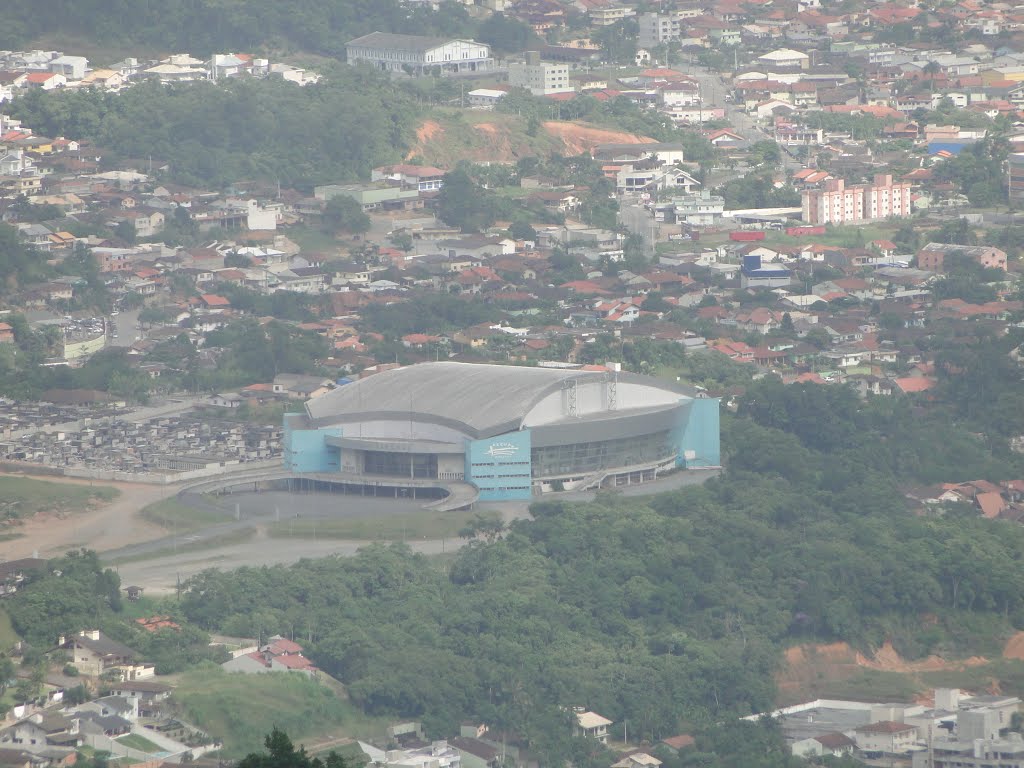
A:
345 32 492 74
638 12 685 48
914 735 1024 768
589 6 635 25
668 191 725 227
371 164 446 192
916 243 1008 273
1009 152 1024 202
508 51 573 95
802 174 912 225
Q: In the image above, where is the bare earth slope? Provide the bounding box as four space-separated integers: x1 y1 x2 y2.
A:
406 115 653 167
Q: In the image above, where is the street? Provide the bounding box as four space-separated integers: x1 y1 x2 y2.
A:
106 308 140 348
682 63 804 172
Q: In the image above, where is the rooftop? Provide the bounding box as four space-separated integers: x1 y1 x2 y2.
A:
346 32 471 52
303 362 694 439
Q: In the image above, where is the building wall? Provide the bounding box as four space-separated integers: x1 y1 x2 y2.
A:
855 729 916 754
347 39 490 73
465 429 532 501
283 424 342 472
64 333 106 360
802 175 912 225
1009 153 1024 202
679 398 721 467
508 61 573 95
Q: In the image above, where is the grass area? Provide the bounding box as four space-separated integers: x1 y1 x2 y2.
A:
171 663 387 758
267 508 501 541
139 498 233 532
0 476 119 524
116 733 163 753
921 660 1024 696
286 225 350 255
119 595 178 620
104 529 256 566
816 669 921 702
691 221 901 253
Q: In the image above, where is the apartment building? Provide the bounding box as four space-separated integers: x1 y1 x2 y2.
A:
589 6 635 25
1009 152 1024 202
638 12 686 47
508 51 573 95
802 174 912 225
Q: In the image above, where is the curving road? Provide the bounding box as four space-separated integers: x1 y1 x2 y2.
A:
108 470 719 592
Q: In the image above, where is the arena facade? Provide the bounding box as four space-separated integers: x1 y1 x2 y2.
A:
282 362 720 502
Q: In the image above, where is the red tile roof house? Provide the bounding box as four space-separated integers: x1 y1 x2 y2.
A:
221 634 318 677
402 333 444 348
200 293 231 309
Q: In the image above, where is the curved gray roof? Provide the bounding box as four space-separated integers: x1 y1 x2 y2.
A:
305 362 693 439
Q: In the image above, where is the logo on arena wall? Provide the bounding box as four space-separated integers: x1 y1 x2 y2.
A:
485 441 519 458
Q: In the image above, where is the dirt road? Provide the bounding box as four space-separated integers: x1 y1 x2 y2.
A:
0 473 169 560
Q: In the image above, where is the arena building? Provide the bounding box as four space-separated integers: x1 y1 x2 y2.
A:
282 362 719 502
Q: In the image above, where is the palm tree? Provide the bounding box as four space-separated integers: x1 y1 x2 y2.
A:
923 60 942 93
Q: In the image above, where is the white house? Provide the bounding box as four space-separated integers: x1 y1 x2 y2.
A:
854 721 917 754
467 88 507 108
49 55 89 80
574 712 612 744
756 48 810 70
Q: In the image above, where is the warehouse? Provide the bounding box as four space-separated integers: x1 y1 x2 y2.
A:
345 32 492 74
283 362 719 501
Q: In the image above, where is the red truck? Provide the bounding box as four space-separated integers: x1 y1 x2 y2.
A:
785 225 826 236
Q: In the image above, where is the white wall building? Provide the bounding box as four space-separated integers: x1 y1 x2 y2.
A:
346 32 492 74
509 51 574 95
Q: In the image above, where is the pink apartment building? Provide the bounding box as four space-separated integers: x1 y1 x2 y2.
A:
802 174 913 225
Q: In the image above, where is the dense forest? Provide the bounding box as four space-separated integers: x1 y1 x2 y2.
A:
0 0 496 59
4 70 416 189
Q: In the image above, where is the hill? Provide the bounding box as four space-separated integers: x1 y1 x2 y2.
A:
0 0 480 60
405 112 653 167
170 664 385 758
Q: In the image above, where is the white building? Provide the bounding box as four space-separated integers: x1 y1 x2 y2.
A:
574 712 612 744
671 192 725 227
345 32 492 74
590 6 635 25
638 12 690 48
49 55 88 80
361 741 461 768
508 51 573 95
756 48 810 70
467 88 507 108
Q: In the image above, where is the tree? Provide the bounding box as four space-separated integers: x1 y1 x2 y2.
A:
139 306 173 327
437 169 496 232
476 13 536 54
388 231 414 252
321 196 371 235
0 657 13 696
238 729 350 768
508 219 537 242
114 220 137 245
